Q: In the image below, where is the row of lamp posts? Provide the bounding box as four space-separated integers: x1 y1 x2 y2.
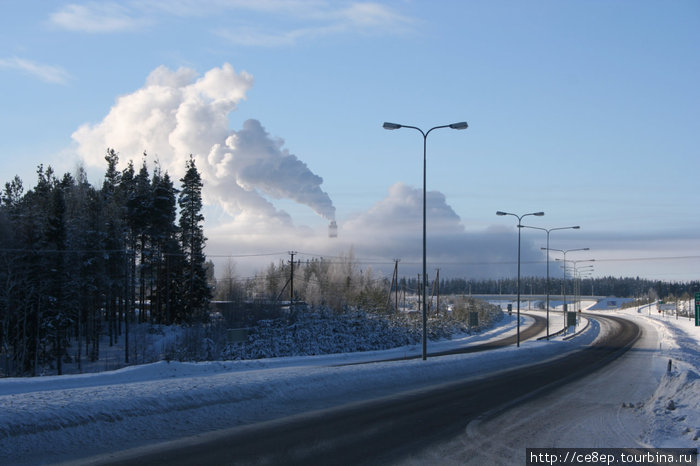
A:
383 120 593 358
490 216 594 345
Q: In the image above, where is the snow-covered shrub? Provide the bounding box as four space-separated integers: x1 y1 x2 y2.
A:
219 304 503 361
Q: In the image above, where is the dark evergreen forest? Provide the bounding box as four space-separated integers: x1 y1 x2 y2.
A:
1 149 697 377
0 149 210 376
414 276 699 302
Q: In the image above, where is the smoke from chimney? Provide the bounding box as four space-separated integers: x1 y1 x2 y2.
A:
72 63 336 226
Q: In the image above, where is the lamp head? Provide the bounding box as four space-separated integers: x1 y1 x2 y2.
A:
449 122 468 130
533 212 545 216
383 122 402 130
496 211 507 216
573 226 581 229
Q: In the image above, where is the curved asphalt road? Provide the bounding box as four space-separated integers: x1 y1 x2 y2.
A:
430 312 547 357
94 314 639 466
353 312 547 365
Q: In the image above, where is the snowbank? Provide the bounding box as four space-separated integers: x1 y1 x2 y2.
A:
620 305 700 447
0 313 587 465
1 305 698 464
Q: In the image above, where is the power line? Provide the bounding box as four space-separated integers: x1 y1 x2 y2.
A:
2 248 698 267
205 252 289 258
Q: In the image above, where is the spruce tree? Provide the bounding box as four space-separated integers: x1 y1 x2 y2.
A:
119 160 137 343
129 158 152 323
102 149 126 350
150 165 180 324
178 155 211 322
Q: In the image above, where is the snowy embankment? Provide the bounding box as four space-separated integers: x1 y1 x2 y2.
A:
0 305 698 464
620 304 700 447
0 311 571 465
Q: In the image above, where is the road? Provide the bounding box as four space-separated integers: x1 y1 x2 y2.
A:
404 312 664 464
343 313 547 365
94 314 640 465
428 312 547 357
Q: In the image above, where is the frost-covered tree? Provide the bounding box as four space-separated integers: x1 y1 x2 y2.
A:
0 148 216 375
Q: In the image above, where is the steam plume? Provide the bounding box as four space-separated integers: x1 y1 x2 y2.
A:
73 63 335 224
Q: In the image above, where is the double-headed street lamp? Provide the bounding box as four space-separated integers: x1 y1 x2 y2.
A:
496 210 545 347
383 121 468 360
548 247 589 332
520 225 580 339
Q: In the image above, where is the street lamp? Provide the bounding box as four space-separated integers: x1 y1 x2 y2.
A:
569 260 594 313
520 225 580 340
496 210 545 347
549 247 590 332
384 121 468 360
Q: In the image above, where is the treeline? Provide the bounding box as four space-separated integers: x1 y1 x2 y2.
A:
0 149 210 376
426 276 699 300
215 256 699 314
215 251 391 313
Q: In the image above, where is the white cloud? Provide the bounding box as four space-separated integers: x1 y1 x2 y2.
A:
144 0 323 17
215 27 311 48
50 2 148 33
202 180 548 279
0 57 70 84
327 183 546 278
343 182 461 235
338 2 411 29
72 63 335 227
216 2 411 47
49 1 411 45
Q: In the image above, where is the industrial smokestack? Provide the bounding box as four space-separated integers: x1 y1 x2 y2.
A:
328 220 338 238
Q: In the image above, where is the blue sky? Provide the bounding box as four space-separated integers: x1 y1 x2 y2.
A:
1 0 699 282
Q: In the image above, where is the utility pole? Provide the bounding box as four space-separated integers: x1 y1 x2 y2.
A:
417 273 421 311
402 282 406 312
289 251 297 304
386 259 400 312
434 268 440 315
393 259 400 312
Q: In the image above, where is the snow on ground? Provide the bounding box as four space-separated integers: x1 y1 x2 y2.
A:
399 303 680 465
618 304 700 447
0 302 697 465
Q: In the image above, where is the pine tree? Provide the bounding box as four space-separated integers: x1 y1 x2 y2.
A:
102 149 126 353
178 155 211 322
119 160 137 360
128 158 152 323
27 165 61 375
150 165 180 324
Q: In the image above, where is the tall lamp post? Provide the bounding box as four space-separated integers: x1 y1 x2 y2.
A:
384 121 468 360
548 247 589 332
496 210 545 347
520 225 580 339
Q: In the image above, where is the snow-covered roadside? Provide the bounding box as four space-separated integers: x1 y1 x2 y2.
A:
0 312 520 397
398 305 698 465
616 304 700 447
1 304 697 465
1 312 591 465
